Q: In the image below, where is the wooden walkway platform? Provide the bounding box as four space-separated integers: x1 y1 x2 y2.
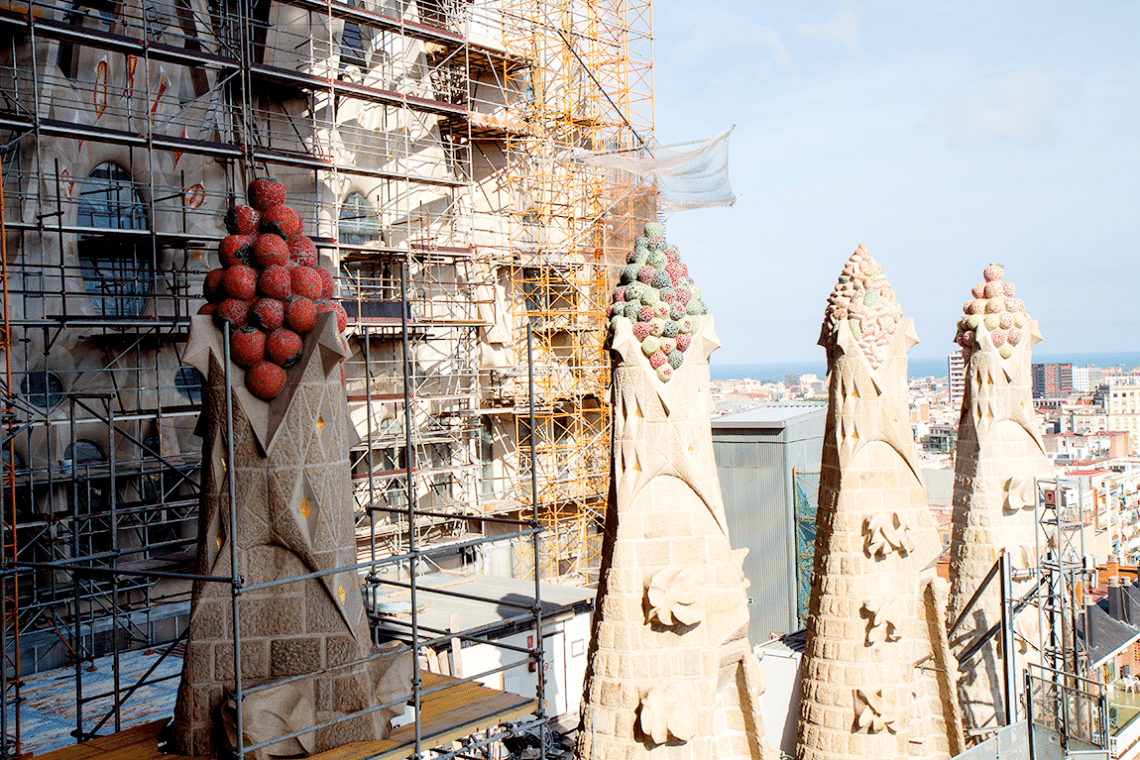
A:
29 673 537 760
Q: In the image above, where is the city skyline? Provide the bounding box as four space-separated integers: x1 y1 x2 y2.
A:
651 1 1139 364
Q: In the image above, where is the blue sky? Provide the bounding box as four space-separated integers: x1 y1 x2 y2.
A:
651 1 1140 364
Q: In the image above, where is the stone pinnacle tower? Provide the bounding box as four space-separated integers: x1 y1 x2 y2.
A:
575 224 775 760
946 263 1048 730
173 313 411 758
796 245 964 760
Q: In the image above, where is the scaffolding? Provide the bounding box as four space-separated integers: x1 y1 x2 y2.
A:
486 0 654 583
0 0 654 755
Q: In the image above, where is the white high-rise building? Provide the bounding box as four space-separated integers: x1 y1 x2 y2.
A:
948 351 966 406
1105 374 1140 451
1072 365 1104 393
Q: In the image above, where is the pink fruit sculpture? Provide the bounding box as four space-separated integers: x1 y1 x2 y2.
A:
953 264 1030 360
821 246 903 371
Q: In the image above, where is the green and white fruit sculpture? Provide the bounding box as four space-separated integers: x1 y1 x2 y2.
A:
607 222 707 382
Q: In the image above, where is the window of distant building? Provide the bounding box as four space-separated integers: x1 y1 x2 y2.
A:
77 163 152 317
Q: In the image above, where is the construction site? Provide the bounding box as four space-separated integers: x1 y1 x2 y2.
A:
0 0 653 755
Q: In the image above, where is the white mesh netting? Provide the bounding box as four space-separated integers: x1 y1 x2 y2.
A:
570 127 737 212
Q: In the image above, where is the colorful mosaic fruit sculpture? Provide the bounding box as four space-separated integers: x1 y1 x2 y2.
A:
201 178 348 400
606 222 709 382
954 262 1032 361
822 245 902 370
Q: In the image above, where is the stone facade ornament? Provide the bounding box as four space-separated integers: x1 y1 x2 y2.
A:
947 263 1048 730
854 688 901 734
864 511 915 556
576 224 777 760
640 682 700 744
795 246 965 760
647 566 706 627
863 597 906 644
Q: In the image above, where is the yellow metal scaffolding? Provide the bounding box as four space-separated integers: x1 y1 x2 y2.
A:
499 0 653 582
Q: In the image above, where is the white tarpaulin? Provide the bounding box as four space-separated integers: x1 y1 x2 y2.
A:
570 126 737 212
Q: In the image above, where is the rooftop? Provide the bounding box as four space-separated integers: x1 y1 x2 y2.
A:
711 403 827 429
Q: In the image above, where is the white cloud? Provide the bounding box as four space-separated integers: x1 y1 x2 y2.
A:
930 69 1077 143
675 20 792 71
797 6 862 54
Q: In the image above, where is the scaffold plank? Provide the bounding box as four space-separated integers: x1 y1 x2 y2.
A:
26 677 534 760
308 672 537 760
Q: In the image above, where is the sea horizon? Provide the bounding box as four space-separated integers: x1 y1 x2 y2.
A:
710 350 1140 383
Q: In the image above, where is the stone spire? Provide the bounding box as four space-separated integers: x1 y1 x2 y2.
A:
946 263 1048 729
796 245 964 760
576 224 775 760
173 313 411 758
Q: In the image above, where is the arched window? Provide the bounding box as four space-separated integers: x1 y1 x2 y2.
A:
64 440 104 468
339 192 389 304
20 372 64 409
76 163 152 317
63 441 108 538
175 366 203 402
338 192 380 246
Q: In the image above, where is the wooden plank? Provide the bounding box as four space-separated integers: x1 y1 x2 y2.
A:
31 673 536 760
307 672 538 760
32 721 174 760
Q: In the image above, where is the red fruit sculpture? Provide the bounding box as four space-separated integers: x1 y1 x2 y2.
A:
203 268 226 302
260 204 303 240
250 298 285 332
247 178 287 212
214 298 249 329
285 296 317 333
245 360 286 400
224 206 261 236
332 302 348 333
290 267 323 301
265 328 304 368
231 326 266 369
316 267 335 300
251 234 289 268
258 265 292 301
218 235 254 267
202 180 346 401
222 265 258 302
288 236 318 267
